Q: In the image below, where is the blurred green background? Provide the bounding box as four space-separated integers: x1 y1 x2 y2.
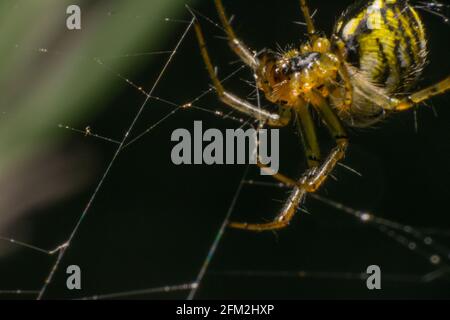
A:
0 0 186 172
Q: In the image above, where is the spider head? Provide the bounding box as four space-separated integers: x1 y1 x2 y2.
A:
256 39 340 106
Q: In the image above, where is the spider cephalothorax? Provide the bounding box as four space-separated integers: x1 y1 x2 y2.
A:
193 0 450 231
256 38 341 107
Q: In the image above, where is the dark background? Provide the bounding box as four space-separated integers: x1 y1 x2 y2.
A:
2 0 450 299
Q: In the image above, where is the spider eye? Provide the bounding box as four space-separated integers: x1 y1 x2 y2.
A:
281 63 290 75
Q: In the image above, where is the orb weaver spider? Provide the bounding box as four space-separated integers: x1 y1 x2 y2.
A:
192 0 450 231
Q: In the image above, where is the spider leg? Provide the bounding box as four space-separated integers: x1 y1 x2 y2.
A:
257 102 321 182
297 103 322 168
214 0 258 69
257 161 297 187
193 19 291 127
390 76 450 111
299 0 318 41
228 185 308 231
230 93 348 231
332 37 354 111
256 103 321 177
229 148 347 231
305 91 348 192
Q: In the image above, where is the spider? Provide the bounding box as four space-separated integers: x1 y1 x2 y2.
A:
192 0 450 231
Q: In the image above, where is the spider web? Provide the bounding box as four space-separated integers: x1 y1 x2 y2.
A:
1 0 450 300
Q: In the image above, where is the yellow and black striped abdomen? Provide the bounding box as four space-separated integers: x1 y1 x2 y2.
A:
335 0 428 94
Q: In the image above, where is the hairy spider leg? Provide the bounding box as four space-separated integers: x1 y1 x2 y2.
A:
214 0 258 68
297 103 322 168
391 76 450 111
254 102 322 177
229 92 349 231
193 19 291 127
257 161 298 187
332 37 354 112
305 91 348 192
229 185 308 231
300 0 318 41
